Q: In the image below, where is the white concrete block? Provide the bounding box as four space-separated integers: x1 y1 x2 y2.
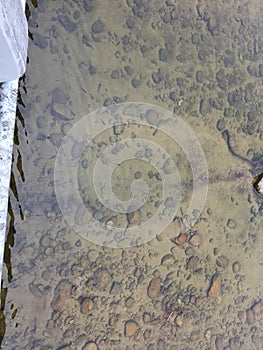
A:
0 0 28 82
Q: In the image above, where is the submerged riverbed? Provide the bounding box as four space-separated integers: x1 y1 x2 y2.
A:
1 1 263 349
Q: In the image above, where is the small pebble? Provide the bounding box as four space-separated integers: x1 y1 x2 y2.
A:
163 158 175 174
186 256 198 270
134 171 142 179
204 328 212 340
131 78 140 88
173 232 186 246
82 342 98 350
189 234 200 247
190 330 200 342
126 17 135 29
51 280 72 311
124 65 133 75
36 115 47 128
111 69 119 79
159 48 169 61
227 218 236 229
127 210 141 225
124 320 138 337
57 14 77 33
143 312 151 323
147 278 160 299
175 315 183 327
42 270 52 281
196 70 204 83
161 254 175 265
32 33 48 49
80 298 94 314
113 124 124 136
37 133 46 141
232 261 241 274
229 338 241 349
251 301 262 315
216 119 225 131
29 283 44 298
153 71 162 84
61 122 72 135
215 336 224 350
216 255 229 268
109 315 118 327
246 308 255 325
91 19 104 34
93 268 112 291
125 297 134 308
145 109 159 125
105 219 115 229
185 246 195 256
52 103 72 120
207 274 221 298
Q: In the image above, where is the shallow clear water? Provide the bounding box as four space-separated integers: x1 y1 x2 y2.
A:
1 0 263 349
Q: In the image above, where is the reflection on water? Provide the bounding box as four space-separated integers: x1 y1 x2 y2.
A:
1 0 263 349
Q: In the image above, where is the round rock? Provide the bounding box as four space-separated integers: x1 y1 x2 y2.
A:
232 261 241 274
91 19 104 34
147 277 160 299
189 234 200 247
216 255 229 268
82 341 98 350
145 109 159 125
80 298 94 314
124 320 138 337
161 254 175 265
94 268 112 291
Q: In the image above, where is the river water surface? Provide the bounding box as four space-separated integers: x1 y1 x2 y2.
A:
1 1 263 349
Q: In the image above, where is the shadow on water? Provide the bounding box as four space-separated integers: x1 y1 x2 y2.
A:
0 79 27 347
0 1 31 343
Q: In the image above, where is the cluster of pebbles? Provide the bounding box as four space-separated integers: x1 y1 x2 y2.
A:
3 209 262 349
1 0 263 349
